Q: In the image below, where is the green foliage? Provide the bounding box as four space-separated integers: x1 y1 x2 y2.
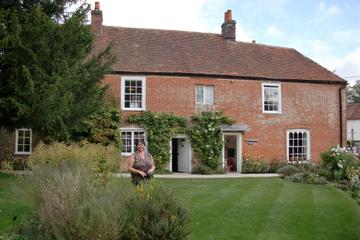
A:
128 112 186 170
8 161 190 240
321 145 360 180
29 142 121 174
277 165 301 177
191 165 213 175
124 183 190 240
74 107 121 147
0 1 115 141
284 172 327 185
187 112 232 170
348 81 360 103
242 157 286 173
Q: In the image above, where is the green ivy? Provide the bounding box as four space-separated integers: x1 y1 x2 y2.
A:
128 112 186 170
186 112 233 170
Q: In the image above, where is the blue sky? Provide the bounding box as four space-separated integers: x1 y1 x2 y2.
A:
88 0 360 85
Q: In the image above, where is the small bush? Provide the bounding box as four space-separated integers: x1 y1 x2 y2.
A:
321 145 360 180
29 142 121 173
285 172 327 185
124 183 190 240
242 157 286 173
13 160 190 240
192 165 213 175
277 165 300 177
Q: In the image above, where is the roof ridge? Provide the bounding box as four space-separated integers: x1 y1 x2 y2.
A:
103 25 296 51
103 25 221 37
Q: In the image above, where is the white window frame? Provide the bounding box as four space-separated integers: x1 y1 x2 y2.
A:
121 76 146 111
286 129 311 163
262 82 282 114
195 85 215 105
120 128 146 156
15 128 32 155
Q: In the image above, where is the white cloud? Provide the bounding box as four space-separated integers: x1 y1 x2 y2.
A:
265 25 284 38
333 29 360 43
87 0 253 42
317 2 341 16
310 39 332 55
335 47 360 85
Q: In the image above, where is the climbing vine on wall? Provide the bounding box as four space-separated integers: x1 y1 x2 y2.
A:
128 112 186 170
186 112 233 170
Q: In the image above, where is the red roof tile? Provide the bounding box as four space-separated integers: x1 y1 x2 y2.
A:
92 26 345 83
347 103 360 120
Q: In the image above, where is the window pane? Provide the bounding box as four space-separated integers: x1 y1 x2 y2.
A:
24 145 30 152
204 86 214 105
18 145 24 152
196 86 204 104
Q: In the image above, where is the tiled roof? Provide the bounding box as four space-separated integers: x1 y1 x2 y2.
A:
347 103 360 120
92 26 345 83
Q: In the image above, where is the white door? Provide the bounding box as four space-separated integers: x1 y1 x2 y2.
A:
177 138 191 172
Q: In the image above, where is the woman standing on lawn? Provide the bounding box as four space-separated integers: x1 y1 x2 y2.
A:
128 141 155 185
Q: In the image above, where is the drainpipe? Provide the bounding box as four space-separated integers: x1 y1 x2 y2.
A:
339 85 346 146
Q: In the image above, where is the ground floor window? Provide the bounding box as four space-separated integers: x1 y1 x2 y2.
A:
15 128 32 154
287 129 310 162
120 128 145 155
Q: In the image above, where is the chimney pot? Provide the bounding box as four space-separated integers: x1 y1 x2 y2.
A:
95 2 100 10
225 10 232 23
221 9 236 40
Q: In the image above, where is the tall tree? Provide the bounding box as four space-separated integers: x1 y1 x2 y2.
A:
348 80 360 103
0 0 114 141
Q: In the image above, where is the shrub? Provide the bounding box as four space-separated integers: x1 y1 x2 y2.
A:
13 160 190 240
192 165 213 175
242 157 269 173
29 142 121 173
242 157 286 173
124 183 190 240
277 165 300 177
321 145 360 180
284 172 327 185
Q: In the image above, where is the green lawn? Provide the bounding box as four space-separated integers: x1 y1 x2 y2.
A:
0 173 35 235
0 174 359 240
159 178 360 240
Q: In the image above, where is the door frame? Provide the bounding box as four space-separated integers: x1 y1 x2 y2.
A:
169 134 192 173
222 132 242 173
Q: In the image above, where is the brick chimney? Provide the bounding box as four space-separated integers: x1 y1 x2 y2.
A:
91 1 103 36
221 10 236 40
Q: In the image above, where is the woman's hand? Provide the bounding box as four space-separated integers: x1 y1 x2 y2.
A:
138 171 147 177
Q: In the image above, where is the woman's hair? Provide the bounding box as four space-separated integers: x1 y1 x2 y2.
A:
136 140 146 146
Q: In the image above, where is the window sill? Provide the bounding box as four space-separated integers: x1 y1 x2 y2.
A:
14 152 31 155
262 111 282 114
121 108 146 111
121 153 132 157
287 160 310 164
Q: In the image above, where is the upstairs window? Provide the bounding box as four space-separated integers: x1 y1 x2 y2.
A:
15 128 32 154
120 129 145 155
287 129 310 162
262 83 281 113
121 76 146 111
196 85 214 105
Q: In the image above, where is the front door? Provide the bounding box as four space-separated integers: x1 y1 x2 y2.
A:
177 138 191 172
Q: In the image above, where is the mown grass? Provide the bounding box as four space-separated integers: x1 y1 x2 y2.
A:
160 178 360 240
0 173 34 235
0 174 359 240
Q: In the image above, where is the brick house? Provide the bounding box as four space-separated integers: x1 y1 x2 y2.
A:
90 3 347 173
1 3 346 173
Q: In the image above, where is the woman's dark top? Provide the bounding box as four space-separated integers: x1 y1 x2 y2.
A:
131 151 154 185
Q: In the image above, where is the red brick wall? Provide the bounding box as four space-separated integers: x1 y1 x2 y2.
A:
103 74 346 163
